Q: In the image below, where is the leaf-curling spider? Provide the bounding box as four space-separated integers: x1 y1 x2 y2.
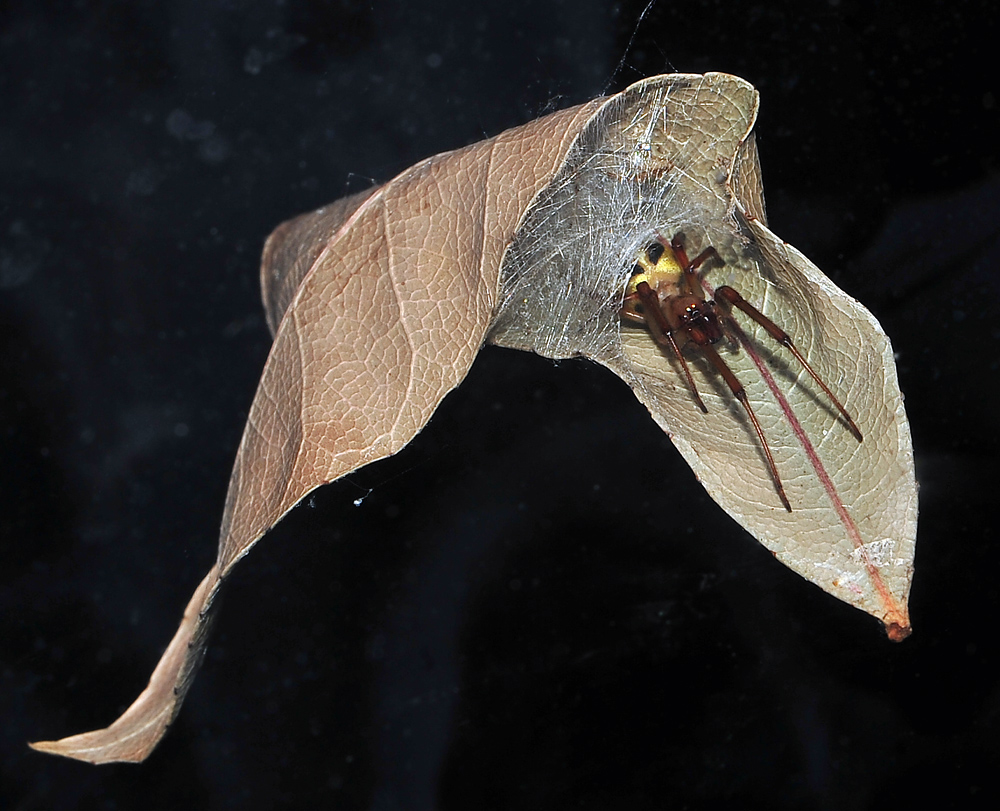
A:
621 233 863 512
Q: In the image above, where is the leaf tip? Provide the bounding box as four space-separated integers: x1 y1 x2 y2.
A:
27 739 59 756
27 733 145 764
884 619 912 643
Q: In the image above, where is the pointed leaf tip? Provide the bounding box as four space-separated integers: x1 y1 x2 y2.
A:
29 567 222 764
885 620 912 643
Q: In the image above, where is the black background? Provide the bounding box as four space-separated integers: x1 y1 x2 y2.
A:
3 1 998 808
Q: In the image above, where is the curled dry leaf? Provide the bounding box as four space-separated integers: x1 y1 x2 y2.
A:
31 73 917 764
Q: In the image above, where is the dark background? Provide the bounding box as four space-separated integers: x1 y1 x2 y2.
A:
3 1 998 808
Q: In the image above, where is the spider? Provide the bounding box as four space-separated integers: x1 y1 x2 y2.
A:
621 233 863 512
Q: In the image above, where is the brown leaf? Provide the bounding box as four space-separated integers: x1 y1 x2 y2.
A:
30 73 916 764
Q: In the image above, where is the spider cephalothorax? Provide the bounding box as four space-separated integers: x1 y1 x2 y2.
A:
622 233 862 511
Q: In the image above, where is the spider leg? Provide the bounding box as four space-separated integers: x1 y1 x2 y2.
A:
620 291 648 324
699 342 792 512
634 281 708 413
670 235 723 300
715 286 863 442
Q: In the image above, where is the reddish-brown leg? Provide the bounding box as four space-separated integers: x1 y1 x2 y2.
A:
670 235 723 299
634 281 707 413
715 286 863 442
698 342 792 512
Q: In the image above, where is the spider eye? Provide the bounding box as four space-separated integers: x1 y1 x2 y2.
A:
645 241 665 264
